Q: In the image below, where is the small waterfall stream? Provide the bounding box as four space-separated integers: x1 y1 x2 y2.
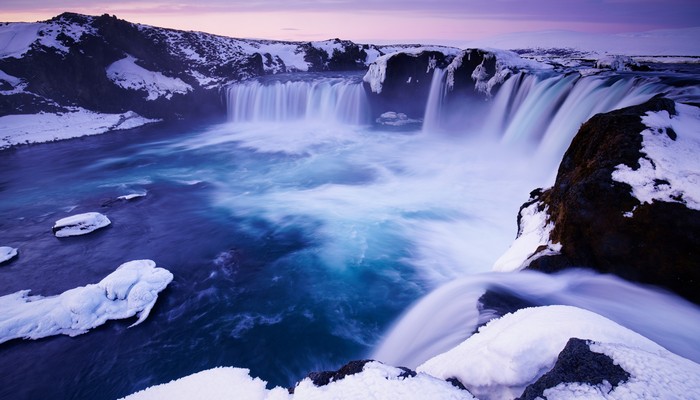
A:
226 75 371 125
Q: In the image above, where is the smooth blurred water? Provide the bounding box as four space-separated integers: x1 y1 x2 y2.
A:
0 106 548 399
2 69 698 399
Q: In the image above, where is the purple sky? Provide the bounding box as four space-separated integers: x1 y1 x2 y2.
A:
2 0 699 44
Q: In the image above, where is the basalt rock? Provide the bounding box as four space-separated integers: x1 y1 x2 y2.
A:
522 97 700 304
517 338 630 400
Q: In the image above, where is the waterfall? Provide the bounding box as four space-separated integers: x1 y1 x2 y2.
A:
422 68 448 132
422 69 684 160
488 72 670 158
372 270 700 369
226 75 370 125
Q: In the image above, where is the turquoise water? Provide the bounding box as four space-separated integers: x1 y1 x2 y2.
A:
0 114 543 399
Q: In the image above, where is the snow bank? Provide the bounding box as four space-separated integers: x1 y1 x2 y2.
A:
0 246 18 264
107 55 193 100
0 109 160 149
612 102 700 212
492 200 560 272
52 212 111 237
417 305 697 399
0 260 173 344
122 361 473 400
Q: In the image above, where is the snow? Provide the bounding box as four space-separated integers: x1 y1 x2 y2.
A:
0 109 160 149
53 212 111 237
465 49 552 95
595 55 639 71
612 102 700 212
107 55 193 101
311 39 345 58
363 54 388 93
0 18 96 59
492 200 560 272
417 305 697 400
122 361 473 400
0 246 18 264
118 192 147 201
376 111 421 126
0 259 173 344
123 304 700 399
0 23 42 58
0 68 23 87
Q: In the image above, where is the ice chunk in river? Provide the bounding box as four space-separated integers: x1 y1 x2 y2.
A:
0 246 18 264
52 211 111 237
0 259 173 344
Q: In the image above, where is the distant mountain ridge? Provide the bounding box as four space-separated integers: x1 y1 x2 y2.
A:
0 12 454 120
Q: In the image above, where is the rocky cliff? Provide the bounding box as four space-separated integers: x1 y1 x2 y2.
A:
0 13 406 121
500 97 700 304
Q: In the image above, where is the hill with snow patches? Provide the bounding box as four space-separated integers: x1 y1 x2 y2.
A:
1 12 700 400
0 12 448 148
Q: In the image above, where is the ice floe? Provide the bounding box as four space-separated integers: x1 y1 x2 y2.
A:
0 246 18 264
0 259 173 344
52 212 111 237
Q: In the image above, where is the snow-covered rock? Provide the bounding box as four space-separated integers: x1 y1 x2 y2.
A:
52 212 111 237
122 304 700 399
492 192 561 272
0 259 173 344
595 55 641 71
122 361 474 400
502 97 700 304
418 305 700 399
375 111 422 127
0 246 18 264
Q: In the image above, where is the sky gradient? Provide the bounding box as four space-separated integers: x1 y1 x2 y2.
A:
2 1 699 45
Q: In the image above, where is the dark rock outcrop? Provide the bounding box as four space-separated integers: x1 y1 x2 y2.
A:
363 50 454 120
517 338 630 400
363 48 513 123
520 97 700 304
476 287 540 329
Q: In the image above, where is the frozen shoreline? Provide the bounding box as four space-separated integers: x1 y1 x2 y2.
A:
0 109 160 150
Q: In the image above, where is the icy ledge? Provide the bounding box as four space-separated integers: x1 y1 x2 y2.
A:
0 260 173 344
53 212 111 237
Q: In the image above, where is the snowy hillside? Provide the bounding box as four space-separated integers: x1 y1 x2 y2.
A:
1 12 441 148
